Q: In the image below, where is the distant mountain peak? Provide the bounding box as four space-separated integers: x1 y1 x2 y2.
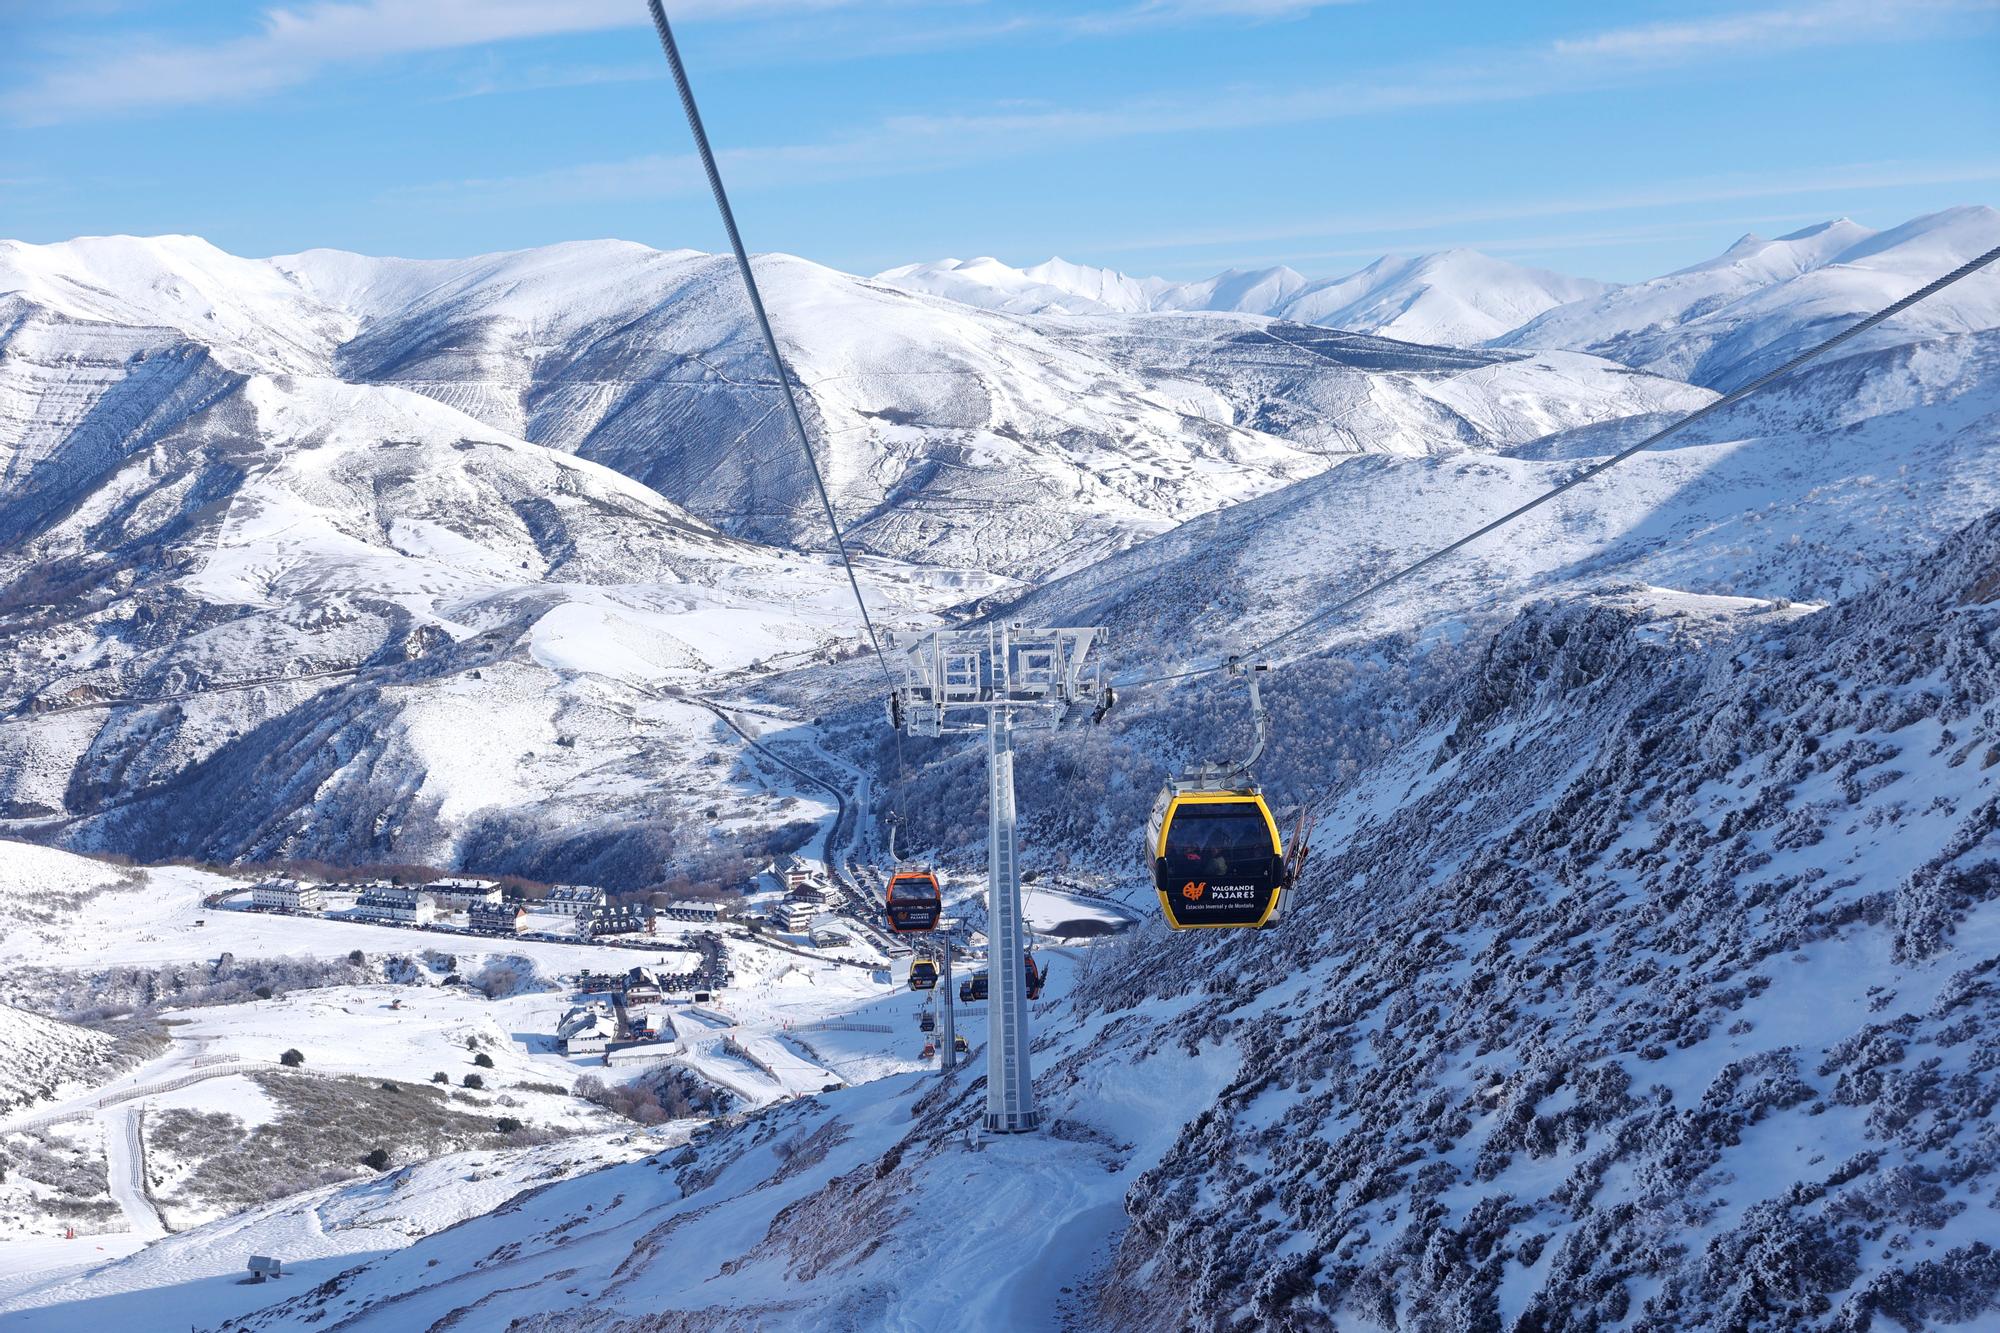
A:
1778 217 1860 240
1495 205 1998 389
874 248 1602 344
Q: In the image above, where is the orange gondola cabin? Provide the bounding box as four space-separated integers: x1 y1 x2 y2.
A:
885 869 943 934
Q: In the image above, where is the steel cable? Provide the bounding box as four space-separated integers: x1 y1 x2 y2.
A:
644 1 897 696
645 2 921 843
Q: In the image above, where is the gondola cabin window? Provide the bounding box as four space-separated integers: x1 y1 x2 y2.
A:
1163 803 1281 881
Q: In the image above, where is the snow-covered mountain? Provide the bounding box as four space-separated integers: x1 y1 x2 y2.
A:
1019 327 2000 681
1272 249 1611 345
0 233 1717 880
1499 207 2000 388
2 219 1994 886
2 207 1999 1329
0 354 1001 881
3 235 1679 584
872 255 1176 315
879 208 2000 370
854 323 1997 867
879 247 1611 344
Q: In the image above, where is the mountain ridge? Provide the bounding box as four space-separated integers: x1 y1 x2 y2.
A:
1497 205 2000 387
878 245 1608 344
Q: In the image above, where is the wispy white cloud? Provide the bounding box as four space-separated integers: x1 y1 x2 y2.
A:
1060 0 1361 35
437 61 662 103
402 1 1998 212
2 0 859 124
4 0 1370 123
1550 0 1995 62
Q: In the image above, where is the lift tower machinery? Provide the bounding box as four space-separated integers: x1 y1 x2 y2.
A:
888 624 1106 1133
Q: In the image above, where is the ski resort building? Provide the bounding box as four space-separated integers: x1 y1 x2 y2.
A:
352 885 433 926
250 881 323 915
468 903 527 936
580 902 652 938
622 967 665 1005
777 855 824 894
427 877 502 908
557 1005 615 1056
657 899 724 924
544 884 607 917
774 898 816 933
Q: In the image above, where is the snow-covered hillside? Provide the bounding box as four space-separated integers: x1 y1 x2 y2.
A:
0 350 993 879
879 248 1610 343
0 1007 118 1116
1499 207 2000 389
154 503 2000 1332
1080 506 2000 1329
0 234 354 376
0 1133 661 1329
1016 327 2000 689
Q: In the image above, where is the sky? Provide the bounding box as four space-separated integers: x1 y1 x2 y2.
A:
2 0 1997 283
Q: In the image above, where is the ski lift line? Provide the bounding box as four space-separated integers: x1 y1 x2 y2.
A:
1111 240 2000 692
643 1 896 698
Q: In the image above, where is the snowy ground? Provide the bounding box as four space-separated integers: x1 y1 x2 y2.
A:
0 1133 665 1330
162 944 1218 1333
0 838 1140 1328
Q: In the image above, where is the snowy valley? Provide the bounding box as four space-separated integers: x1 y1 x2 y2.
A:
0 204 1997 1330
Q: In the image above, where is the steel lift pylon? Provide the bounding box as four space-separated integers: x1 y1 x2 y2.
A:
888 624 1105 1133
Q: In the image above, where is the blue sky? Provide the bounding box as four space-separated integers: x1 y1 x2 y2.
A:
3 1 1997 282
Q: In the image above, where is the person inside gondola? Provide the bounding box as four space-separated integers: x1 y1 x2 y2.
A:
1177 832 1214 879
1181 830 1227 881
